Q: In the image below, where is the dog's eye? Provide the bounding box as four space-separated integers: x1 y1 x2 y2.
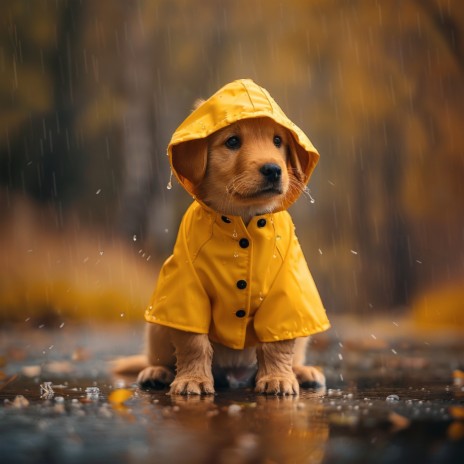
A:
225 136 241 150
273 135 282 148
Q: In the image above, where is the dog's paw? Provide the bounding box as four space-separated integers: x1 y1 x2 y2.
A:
255 374 299 396
137 366 175 390
169 376 215 395
293 365 326 389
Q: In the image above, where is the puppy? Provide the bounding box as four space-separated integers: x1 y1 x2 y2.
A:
114 79 330 395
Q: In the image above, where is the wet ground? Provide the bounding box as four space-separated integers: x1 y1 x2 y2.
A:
1 316 463 463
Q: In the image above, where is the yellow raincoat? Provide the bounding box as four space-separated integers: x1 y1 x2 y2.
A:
145 79 330 350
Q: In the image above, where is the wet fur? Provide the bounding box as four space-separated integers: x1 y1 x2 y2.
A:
114 117 325 395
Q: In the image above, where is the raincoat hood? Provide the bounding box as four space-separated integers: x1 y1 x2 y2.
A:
168 78 320 212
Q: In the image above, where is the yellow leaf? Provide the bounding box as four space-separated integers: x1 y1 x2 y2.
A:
108 389 133 405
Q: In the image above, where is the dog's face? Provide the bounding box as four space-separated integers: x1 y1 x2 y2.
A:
198 118 293 217
172 117 307 220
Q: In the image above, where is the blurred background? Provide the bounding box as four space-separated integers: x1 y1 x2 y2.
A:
0 0 463 330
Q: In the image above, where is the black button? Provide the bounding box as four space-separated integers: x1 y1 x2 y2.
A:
239 238 249 248
235 309 246 318
257 218 267 228
221 216 231 223
236 280 247 289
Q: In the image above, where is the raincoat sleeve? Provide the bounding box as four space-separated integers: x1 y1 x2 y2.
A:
144 204 212 334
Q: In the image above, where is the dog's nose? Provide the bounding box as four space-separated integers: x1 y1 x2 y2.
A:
260 163 282 182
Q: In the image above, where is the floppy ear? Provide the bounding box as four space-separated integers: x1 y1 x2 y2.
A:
171 139 208 193
286 134 309 183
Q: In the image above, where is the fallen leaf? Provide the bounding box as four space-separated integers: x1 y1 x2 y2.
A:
108 388 133 405
388 412 411 432
449 406 464 420
447 421 464 441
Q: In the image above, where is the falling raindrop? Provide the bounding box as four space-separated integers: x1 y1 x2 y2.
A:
304 187 316 203
133 235 137 242
167 169 173 190
386 395 400 402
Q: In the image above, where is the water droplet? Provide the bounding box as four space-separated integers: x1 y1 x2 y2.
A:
85 387 100 400
167 169 173 190
133 235 137 242
386 394 400 402
233 251 239 258
40 382 54 399
304 187 316 203
96 189 101 195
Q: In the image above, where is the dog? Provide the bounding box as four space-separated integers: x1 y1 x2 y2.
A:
114 79 330 395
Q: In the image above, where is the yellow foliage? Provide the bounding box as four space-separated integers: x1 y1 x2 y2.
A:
0 196 157 324
412 283 464 331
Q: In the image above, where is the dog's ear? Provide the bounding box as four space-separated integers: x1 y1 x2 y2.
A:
171 139 208 193
286 133 309 183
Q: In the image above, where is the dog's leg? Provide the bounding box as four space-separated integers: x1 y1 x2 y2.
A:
255 339 299 395
137 323 176 389
292 337 326 388
169 330 214 395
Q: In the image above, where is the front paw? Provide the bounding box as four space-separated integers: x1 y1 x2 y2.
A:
169 375 215 395
137 366 175 389
293 365 326 389
255 374 299 395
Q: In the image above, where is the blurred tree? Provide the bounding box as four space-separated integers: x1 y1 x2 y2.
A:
0 0 463 318
0 1 84 212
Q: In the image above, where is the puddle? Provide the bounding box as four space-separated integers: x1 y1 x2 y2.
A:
0 322 463 463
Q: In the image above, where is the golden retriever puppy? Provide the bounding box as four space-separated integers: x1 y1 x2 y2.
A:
115 79 330 395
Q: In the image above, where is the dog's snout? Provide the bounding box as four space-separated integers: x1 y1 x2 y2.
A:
260 163 282 182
